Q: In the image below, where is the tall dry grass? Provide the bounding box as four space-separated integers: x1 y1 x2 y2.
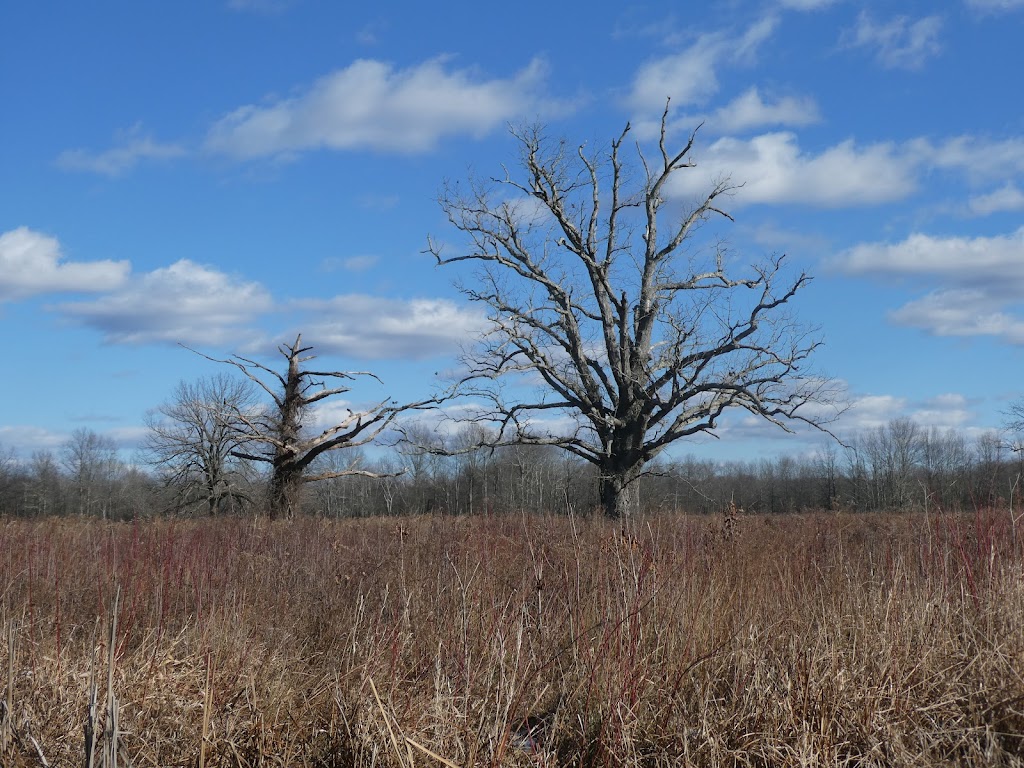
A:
0 507 1021 766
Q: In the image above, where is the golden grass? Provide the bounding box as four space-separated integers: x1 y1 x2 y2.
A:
0 508 1021 766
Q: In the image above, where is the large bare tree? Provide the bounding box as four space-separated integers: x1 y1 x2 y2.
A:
204 334 430 520
143 374 258 515
429 111 837 518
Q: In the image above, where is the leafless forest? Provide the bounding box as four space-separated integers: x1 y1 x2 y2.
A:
1 415 1020 521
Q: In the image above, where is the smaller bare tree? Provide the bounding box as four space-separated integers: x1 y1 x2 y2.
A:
62 428 123 519
143 374 258 515
201 334 432 520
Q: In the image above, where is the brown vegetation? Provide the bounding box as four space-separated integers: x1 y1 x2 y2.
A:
0 508 1022 766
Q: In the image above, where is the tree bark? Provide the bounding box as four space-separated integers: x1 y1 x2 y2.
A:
198 334 433 522
269 465 303 521
597 466 642 520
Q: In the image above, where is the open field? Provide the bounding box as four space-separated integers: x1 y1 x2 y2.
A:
0 509 1022 767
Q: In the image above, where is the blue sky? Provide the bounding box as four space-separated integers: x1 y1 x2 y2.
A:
2 0 1023 463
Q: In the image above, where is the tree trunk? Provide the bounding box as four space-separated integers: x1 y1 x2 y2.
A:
269 466 303 520
598 467 641 519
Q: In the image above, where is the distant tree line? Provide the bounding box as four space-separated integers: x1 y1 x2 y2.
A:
302 417 1024 517
1 415 1021 520
0 429 153 520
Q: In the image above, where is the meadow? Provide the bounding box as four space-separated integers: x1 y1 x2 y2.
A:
0 507 1021 767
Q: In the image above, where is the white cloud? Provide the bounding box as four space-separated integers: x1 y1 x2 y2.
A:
723 386 975 443
0 227 129 301
58 260 272 345
292 295 487 360
56 126 185 176
306 399 358 433
917 135 1024 182
841 12 943 70
968 183 1024 215
669 132 917 206
627 17 778 115
701 87 820 133
909 393 973 430
0 425 67 455
839 394 908 431
890 289 1024 344
205 57 556 158
833 228 1024 344
734 16 780 62
650 127 1024 209
836 392 981 435
106 426 150 450
834 228 1024 286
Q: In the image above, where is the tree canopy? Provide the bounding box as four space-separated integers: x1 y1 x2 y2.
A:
430 110 839 517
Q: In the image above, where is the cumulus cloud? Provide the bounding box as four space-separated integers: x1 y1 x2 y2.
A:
836 392 981 436
842 394 908 431
0 227 129 301
841 12 943 70
833 228 1024 344
627 17 778 117
968 183 1024 215
58 260 272 345
835 228 1024 285
916 135 1024 182
890 289 1024 344
292 295 487 360
657 128 1024 208
205 56 556 158
699 87 820 134
669 132 917 206
909 393 974 430
56 126 185 176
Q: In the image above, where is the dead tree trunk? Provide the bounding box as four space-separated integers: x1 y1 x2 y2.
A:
196 334 434 521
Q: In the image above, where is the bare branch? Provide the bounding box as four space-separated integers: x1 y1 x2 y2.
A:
430 110 840 517
190 335 441 519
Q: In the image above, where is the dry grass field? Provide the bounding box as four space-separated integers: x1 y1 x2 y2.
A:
0 507 1022 767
